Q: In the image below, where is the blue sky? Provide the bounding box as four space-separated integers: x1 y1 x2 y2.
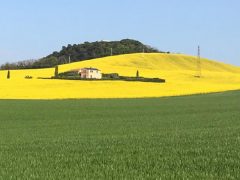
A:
0 0 239 65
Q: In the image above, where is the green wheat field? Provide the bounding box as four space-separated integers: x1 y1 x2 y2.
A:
0 91 240 179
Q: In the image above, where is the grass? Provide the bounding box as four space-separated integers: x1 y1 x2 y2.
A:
0 91 240 179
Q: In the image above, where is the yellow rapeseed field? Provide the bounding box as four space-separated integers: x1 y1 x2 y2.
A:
0 53 240 99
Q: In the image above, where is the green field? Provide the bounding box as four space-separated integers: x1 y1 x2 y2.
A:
0 91 240 179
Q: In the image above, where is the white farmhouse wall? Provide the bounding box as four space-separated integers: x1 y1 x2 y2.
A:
79 68 102 79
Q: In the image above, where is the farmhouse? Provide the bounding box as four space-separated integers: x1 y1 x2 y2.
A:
79 67 102 79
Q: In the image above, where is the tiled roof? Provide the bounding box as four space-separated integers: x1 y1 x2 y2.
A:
82 67 100 71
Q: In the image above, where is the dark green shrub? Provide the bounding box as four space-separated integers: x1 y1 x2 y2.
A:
25 75 33 79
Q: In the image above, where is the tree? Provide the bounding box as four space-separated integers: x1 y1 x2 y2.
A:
55 66 59 77
1 39 164 70
7 70 10 79
136 70 139 78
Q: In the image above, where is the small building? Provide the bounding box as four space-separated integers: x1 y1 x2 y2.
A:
79 67 102 79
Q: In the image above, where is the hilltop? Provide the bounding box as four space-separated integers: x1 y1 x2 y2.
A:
0 53 239 99
0 39 162 70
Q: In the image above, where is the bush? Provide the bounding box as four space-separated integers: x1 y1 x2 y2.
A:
102 73 119 79
58 71 79 77
25 75 33 79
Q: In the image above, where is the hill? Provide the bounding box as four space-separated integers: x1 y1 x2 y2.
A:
58 53 240 74
0 39 161 69
0 53 239 99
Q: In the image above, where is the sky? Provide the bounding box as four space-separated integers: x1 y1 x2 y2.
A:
0 0 239 66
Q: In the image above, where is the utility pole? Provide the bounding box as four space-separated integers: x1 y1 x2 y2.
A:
197 46 202 78
141 47 145 58
68 55 71 64
110 48 113 56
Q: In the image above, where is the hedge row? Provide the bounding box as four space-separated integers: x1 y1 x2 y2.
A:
52 75 165 83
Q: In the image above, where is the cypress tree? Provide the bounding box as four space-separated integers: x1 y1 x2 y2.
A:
7 70 10 79
136 70 139 78
55 66 59 77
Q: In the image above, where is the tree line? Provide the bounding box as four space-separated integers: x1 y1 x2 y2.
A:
1 39 168 70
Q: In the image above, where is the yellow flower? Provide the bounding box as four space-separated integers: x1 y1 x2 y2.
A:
0 53 239 99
